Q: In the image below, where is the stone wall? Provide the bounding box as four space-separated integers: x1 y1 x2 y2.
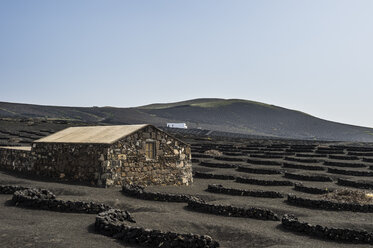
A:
199 161 237 168
122 184 197 202
12 187 134 216
0 147 33 173
194 172 235 180
235 176 294 186
104 125 192 186
95 210 220 248
324 161 366 168
281 214 373 244
187 197 280 221
206 184 284 198
337 178 373 190
247 159 281 166
0 185 218 247
237 165 281 175
327 167 373 177
32 143 108 185
284 172 333 182
0 185 29 194
286 194 373 212
282 162 324 171
293 183 332 194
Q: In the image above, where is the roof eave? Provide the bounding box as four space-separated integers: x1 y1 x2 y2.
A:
33 124 190 146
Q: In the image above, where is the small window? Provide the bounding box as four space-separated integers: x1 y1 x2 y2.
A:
145 141 156 160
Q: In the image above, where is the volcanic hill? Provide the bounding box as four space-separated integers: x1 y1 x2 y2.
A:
1 98 373 142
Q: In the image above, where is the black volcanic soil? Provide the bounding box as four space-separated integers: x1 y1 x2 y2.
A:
2 140 373 248
1 120 373 247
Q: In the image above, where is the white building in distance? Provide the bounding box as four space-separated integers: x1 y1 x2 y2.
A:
167 123 188 129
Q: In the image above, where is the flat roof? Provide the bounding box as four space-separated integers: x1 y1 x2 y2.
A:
34 124 150 144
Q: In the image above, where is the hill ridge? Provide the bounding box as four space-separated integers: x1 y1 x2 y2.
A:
1 99 373 142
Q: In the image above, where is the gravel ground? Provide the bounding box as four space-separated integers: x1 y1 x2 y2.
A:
1 167 373 248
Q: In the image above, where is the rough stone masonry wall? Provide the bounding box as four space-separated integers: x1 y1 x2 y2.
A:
0 148 34 173
105 126 193 186
32 143 108 185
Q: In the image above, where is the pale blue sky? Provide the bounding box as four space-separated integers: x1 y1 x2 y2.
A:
1 0 373 127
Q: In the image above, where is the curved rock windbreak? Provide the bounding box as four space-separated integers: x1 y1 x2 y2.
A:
237 166 282 175
327 168 373 177
337 178 373 190
194 172 235 180
282 162 324 171
281 214 373 244
235 176 294 186
95 209 220 248
286 194 373 212
12 188 133 216
199 161 237 168
324 161 366 168
1 185 220 248
0 185 29 194
284 172 332 182
293 183 332 194
206 184 283 198
187 197 280 221
121 184 198 202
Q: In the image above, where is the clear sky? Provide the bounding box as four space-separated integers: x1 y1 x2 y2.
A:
0 0 372 127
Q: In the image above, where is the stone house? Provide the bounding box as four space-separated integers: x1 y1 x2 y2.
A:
0 124 193 187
